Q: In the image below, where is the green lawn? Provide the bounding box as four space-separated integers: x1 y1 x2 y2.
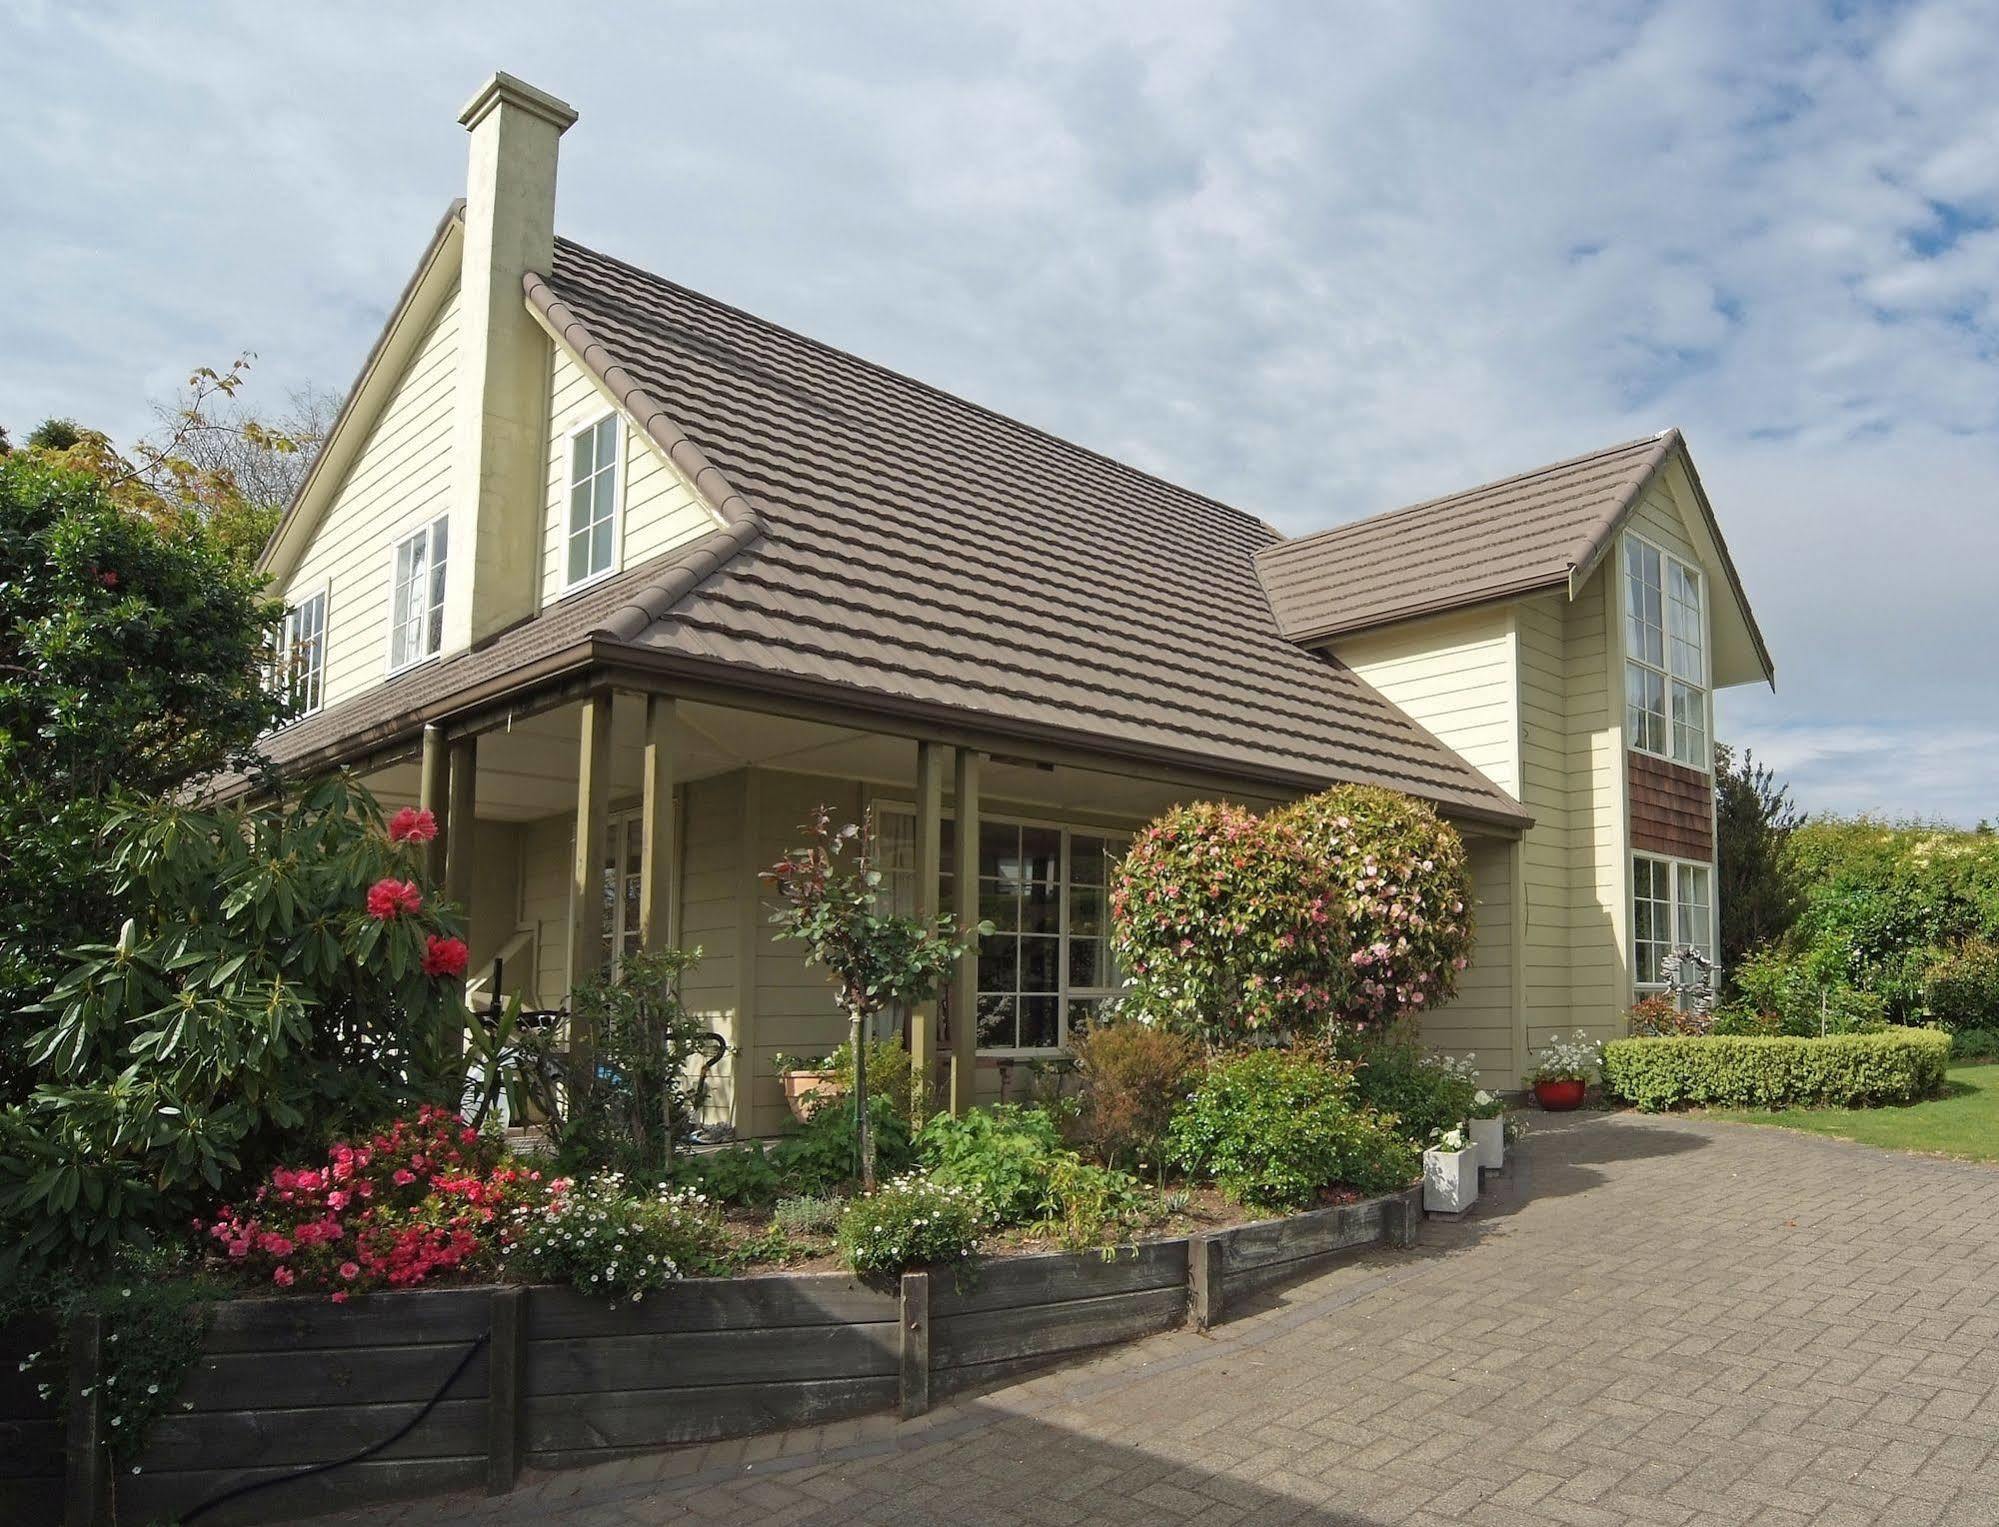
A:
1708 1063 1999 1162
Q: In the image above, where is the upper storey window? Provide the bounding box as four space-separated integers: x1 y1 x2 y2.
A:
389 516 448 673
566 414 621 588
275 588 327 718
1624 535 1707 769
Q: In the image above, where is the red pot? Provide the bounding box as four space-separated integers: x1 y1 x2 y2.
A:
1534 1078 1586 1111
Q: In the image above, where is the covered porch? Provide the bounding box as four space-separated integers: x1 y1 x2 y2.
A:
360 682 1526 1136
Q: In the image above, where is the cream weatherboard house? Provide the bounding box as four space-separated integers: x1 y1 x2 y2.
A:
252 74 1774 1136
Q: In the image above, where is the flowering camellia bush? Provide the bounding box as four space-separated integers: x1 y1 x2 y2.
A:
201 1107 545 1299
1109 803 1349 1041
0 776 477 1276
836 1172 988 1277
1276 785 1474 1026
502 1173 729 1302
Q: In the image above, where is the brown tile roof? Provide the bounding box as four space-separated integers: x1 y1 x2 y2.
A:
528 237 1527 827
1254 433 1681 643
255 231 1529 829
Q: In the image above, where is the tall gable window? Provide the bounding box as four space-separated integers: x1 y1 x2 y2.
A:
1624 535 1707 768
566 414 621 588
275 588 327 717
389 516 448 673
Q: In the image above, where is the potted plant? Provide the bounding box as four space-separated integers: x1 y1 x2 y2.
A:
774 1051 844 1124
1423 1125 1479 1214
1524 1031 1601 1111
1467 1089 1506 1171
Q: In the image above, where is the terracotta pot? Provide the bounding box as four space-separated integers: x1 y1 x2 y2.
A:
1533 1078 1586 1112
780 1069 844 1124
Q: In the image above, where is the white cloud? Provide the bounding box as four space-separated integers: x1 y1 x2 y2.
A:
2 0 1995 821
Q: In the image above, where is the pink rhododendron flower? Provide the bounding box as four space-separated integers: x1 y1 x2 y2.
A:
387 806 439 844
365 878 423 920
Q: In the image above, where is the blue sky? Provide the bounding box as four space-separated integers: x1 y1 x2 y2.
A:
4 0 1996 822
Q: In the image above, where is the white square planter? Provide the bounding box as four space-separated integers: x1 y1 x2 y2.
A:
1469 1115 1505 1172
1423 1146 1479 1214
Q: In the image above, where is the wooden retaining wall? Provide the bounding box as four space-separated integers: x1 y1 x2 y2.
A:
3 1185 1421 1526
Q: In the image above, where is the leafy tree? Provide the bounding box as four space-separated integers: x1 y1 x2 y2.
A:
1714 743 1804 984
0 778 473 1274
0 452 286 1081
11 357 329 566
760 808 977 1190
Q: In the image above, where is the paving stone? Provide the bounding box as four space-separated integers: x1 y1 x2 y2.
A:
295 1113 1999 1527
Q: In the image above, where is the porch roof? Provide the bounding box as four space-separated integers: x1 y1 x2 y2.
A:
253 231 1530 831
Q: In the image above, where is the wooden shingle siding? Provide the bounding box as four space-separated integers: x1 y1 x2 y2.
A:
1629 753 1714 860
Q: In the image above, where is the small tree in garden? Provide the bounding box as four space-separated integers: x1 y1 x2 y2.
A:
1109 802 1349 1042
761 808 977 1190
0 776 473 1275
1276 784 1475 1026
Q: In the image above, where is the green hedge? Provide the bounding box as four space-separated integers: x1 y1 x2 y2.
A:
1602 1029 1951 1112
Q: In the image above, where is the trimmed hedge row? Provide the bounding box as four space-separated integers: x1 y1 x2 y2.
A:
1602 1029 1952 1112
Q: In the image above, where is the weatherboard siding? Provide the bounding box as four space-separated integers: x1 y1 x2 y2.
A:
1421 835 1517 1089
538 343 718 609
1335 607 1520 798
281 284 460 712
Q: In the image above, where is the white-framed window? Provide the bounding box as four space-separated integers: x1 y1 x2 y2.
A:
1633 853 1713 992
566 414 621 588
879 808 1127 1058
388 516 448 673
274 587 327 718
1624 534 1708 769
600 809 645 977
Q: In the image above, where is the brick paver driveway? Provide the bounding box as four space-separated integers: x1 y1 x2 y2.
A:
313 1111 1999 1526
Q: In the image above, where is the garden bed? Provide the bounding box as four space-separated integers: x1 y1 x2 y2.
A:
2 1185 1421 1527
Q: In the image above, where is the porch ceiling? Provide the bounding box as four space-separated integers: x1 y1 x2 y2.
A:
360 696 1288 825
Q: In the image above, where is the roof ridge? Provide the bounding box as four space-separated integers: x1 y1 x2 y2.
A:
551 234 1281 540
1261 430 1669 560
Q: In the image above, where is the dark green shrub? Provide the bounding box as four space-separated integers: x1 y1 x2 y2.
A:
916 1104 1066 1224
683 1141 784 1206
1067 1022 1202 1173
1921 942 1999 1030
1726 948 1886 1035
1165 1050 1418 1210
1341 1028 1479 1145
771 1093 915 1196
1601 1030 1950 1111
1951 1028 1999 1062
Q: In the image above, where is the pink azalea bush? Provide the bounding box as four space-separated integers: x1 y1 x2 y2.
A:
1109 802 1350 1040
1276 785 1475 1026
202 1106 555 1300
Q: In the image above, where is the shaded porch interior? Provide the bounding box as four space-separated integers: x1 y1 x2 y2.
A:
362 692 1525 1137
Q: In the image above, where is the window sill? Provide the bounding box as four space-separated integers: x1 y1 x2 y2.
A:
385 650 444 681
554 564 623 603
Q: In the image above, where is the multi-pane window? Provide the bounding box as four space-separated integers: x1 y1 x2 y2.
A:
566 414 620 587
275 589 327 717
1633 854 1713 991
1624 535 1707 768
389 516 448 672
880 810 1125 1056
598 810 645 978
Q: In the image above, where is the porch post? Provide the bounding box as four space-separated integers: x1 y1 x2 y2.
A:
445 737 477 915
911 741 946 1109
949 748 982 1116
419 723 449 886
640 695 677 951
568 692 614 1078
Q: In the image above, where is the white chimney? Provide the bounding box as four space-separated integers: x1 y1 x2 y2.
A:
444 72 578 653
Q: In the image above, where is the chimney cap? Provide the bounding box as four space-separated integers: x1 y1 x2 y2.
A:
458 72 578 134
